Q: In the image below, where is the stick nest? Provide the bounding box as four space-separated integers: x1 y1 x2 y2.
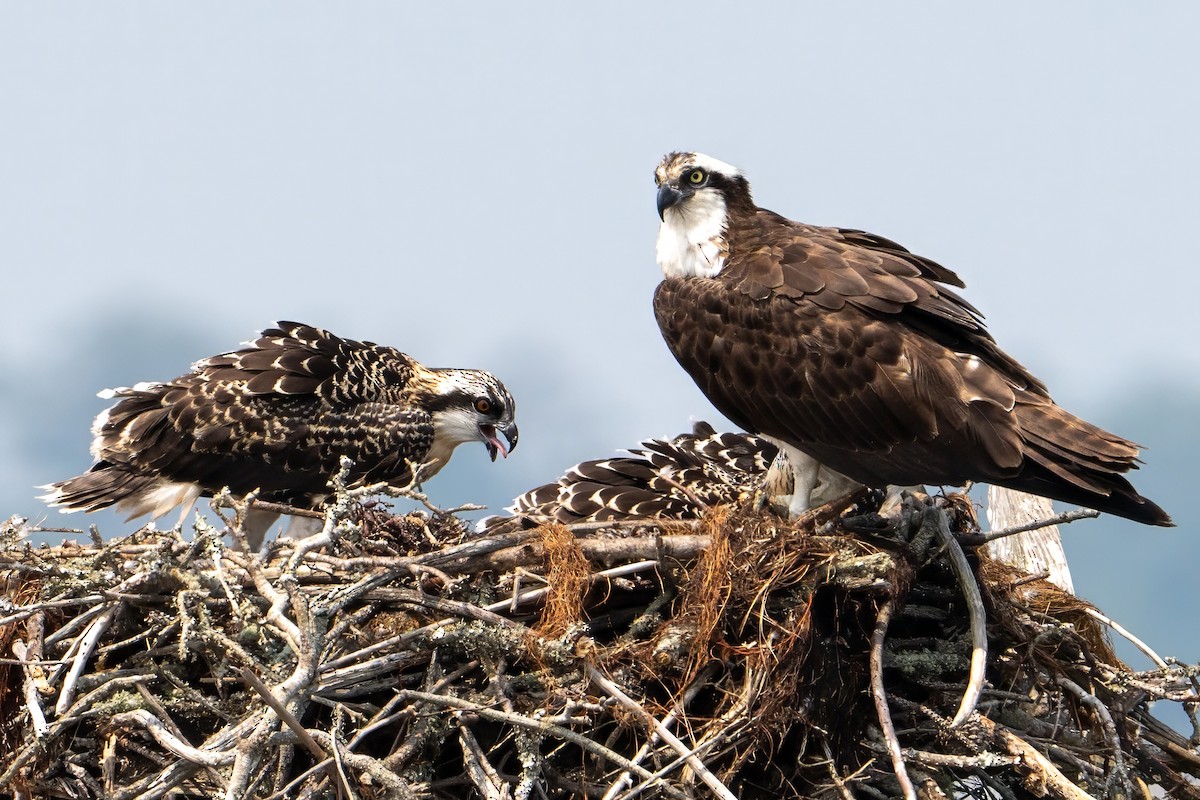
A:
1 491 1197 799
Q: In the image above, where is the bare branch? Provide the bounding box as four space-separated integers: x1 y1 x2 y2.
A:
587 664 737 800
870 595 917 800
963 507 1099 546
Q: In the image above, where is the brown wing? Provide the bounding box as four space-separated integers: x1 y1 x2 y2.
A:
479 422 777 531
724 213 1047 391
91 322 434 503
197 321 418 404
654 212 1051 487
655 278 1016 487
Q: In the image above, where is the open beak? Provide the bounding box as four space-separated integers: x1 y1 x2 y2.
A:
657 184 684 220
481 422 518 462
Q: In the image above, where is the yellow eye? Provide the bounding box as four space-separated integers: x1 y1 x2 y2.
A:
688 169 706 185
474 398 493 414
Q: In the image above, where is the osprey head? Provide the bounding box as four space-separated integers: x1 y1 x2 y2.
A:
654 152 749 279
427 369 518 468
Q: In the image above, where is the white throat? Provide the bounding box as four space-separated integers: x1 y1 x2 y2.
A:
655 189 729 279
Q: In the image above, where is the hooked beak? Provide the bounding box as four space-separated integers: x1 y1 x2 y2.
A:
481 422 518 462
657 184 684 220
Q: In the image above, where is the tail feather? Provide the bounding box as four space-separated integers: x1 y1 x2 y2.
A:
1013 402 1173 527
40 464 200 521
1001 462 1172 527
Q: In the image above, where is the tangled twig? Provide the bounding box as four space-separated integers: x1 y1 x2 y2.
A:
0 489 1195 799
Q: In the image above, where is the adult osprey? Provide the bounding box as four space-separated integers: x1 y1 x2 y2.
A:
41 322 518 543
652 152 1172 527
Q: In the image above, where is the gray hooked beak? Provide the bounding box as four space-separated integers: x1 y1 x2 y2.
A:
657 184 684 220
481 422 518 462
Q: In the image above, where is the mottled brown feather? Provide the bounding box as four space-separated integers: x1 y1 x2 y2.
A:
481 422 777 530
41 322 476 517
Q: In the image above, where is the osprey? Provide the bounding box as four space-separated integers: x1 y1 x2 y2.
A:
41 321 518 544
479 421 783 532
653 152 1172 526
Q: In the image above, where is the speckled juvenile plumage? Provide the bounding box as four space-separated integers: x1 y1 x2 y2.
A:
42 322 518 529
653 151 1172 526
479 422 778 532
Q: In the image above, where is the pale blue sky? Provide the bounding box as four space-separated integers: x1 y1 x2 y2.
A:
2 4 1196 677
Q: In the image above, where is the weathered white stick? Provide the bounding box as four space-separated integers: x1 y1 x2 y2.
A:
987 486 1075 593
586 664 737 800
870 596 917 800
55 605 117 715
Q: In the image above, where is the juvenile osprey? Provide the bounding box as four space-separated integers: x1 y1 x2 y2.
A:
653 152 1172 526
42 322 518 543
479 422 781 532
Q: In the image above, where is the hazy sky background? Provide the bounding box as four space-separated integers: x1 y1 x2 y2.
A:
2 4 1196 695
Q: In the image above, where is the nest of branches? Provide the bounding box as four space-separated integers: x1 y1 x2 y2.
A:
1 488 1197 799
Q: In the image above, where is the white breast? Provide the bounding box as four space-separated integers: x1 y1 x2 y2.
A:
655 190 729 279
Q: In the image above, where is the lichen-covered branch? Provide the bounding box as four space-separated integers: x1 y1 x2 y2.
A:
0 490 1195 799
